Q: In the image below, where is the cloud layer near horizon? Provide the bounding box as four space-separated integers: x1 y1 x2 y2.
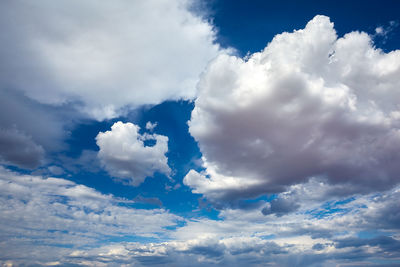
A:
0 166 182 265
1 166 399 266
185 15 400 202
0 0 224 120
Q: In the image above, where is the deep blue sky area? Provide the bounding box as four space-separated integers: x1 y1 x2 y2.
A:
208 0 400 54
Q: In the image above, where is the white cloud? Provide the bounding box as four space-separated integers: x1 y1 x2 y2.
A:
145 121 158 132
1 165 399 266
96 121 170 186
0 166 182 265
49 185 400 266
185 15 400 201
0 0 226 120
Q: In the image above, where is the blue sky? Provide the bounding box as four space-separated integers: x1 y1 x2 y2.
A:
1 0 400 266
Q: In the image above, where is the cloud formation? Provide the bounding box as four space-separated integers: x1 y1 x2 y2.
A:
0 166 181 265
185 15 400 202
19 183 399 266
0 0 225 120
0 89 74 169
96 121 170 186
0 127 44 169
1 165 399 266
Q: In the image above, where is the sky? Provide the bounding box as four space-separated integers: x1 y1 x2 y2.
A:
0 0 400 266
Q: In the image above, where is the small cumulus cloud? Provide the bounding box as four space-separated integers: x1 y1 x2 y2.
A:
145 121 158 132
96 121 171 186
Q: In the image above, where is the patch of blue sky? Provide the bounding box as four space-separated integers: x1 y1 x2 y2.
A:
306 197 358 219
163 220 187 231
207 0 400 55
57 100 207 218
260 234 276 240
63 119 114 158
357 230 393 239
195 207 222 221
47 229 69 234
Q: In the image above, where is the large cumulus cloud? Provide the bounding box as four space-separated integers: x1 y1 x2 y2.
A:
96 121 170 186
184 15 400 201
0 0 225 120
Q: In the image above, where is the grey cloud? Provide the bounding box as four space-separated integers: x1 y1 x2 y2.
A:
335 236 400 252
261 197 300 217
133 195 163 207
360 189 400 231
188 245 225 259
59 149 101 174
0 127 44 169
311 243 325 251
0 88 72 152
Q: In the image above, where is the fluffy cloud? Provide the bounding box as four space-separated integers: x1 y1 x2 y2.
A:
0 0 225 120
185 15 400 202
0 166 182 265
96 121 170 186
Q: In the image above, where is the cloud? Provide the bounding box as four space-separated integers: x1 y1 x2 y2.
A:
96 121 170 186
0 127 44 169
185 15 400 202
56 183 400 266
0 166 181 265
145 121 158 132
58 149 101 174
261 197 300 217
1 164 400 266
0 0 226 120
0 87 70 151
374 20 399 44
133 195 163 207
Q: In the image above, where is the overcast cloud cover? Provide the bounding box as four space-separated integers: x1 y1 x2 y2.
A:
0 0 400 266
